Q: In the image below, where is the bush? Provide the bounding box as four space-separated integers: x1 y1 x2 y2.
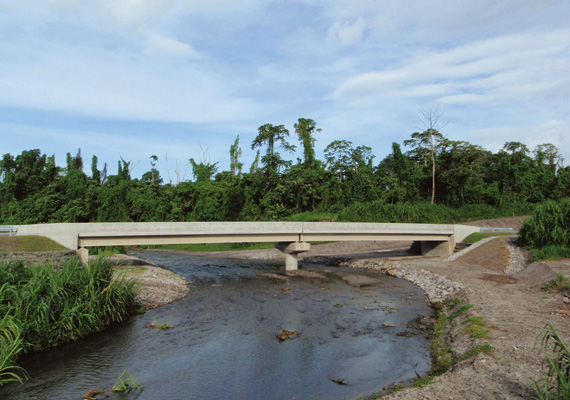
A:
519 199 570 248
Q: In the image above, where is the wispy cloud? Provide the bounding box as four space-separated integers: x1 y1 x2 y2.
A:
333 30 570 107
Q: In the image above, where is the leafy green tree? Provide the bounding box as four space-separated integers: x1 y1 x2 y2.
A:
142 155 162 185
91 155 101 184
324 140 354 182
189 158 218 182
251 124 296 177
294 118 321 168
229 136 243 177
437 140 490 206
377 142 417 203
404 129 445 204
250 150 261 174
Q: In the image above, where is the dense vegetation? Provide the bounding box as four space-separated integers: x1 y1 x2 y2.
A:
519 199 570 260
0 259 139 386
0 118 568 225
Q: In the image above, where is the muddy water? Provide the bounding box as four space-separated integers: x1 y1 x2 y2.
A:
1 251 433 400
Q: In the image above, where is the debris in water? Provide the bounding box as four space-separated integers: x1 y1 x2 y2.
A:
382 323 396 328
83 389 105 400
276 329 300 341
331 378 348 385
145 324 172 330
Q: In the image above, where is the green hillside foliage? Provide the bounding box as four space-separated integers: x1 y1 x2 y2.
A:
0 122 568 225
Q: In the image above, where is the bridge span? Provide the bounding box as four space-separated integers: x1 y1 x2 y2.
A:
16 222 480 270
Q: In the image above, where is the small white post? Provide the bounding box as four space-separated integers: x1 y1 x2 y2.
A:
77 247 89 265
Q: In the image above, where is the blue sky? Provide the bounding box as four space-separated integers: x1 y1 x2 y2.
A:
1 0 568 180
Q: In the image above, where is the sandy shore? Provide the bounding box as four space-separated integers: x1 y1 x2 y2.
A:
110 254 189 310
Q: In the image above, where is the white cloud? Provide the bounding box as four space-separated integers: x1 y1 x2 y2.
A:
142 29 200 57
327 17 366 45
333 29 570 107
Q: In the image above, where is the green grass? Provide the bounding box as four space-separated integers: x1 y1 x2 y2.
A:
533 324 570 400
462 232 514 245
144 242 277 252
284 211 338 222
0 258 139 387
431 310 453 375
463 316 490 339
542 274 570 295
455 344 492 362
112 370 143 392
142 241 331 253
0 236 67 252
448 304 475 321
532 246 570 262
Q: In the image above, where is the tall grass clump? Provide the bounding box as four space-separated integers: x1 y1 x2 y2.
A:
519 199 570 249
533 324 570 400
0 258 139 386
0 315 27 386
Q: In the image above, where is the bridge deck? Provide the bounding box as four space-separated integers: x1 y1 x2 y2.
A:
15 222 480 268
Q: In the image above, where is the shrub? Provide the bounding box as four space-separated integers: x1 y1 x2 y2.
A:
519 199 570 249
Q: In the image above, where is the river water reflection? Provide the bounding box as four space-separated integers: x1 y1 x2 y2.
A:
1 251 433 400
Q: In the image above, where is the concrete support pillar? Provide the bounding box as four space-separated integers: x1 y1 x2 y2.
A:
284 253 298 271
275 241 311 271
420 240 453 258
77 247 89 265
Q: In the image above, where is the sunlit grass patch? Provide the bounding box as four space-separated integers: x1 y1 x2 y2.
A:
0 236 67 252
463 232 514 245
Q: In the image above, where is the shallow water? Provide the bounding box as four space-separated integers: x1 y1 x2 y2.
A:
0 251 433 400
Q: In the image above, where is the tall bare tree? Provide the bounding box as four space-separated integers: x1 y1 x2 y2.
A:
405 104 447 204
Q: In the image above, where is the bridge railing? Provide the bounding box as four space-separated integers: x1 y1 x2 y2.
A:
0 226 18 236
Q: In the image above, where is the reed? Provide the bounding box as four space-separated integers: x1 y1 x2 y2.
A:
0 258 139 387
0 315 27 386
533 324 570 400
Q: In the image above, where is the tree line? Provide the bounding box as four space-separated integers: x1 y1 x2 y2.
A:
0 117 568 224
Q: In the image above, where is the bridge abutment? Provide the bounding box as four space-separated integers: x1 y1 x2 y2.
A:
420 240 454 258
275 241 311 271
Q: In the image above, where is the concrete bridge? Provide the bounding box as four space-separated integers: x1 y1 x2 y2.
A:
16 222 480 270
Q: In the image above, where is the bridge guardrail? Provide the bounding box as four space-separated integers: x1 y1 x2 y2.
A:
480 227 515 233
0 226 18 236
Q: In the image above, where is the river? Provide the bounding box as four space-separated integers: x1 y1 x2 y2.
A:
0 251 433 400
